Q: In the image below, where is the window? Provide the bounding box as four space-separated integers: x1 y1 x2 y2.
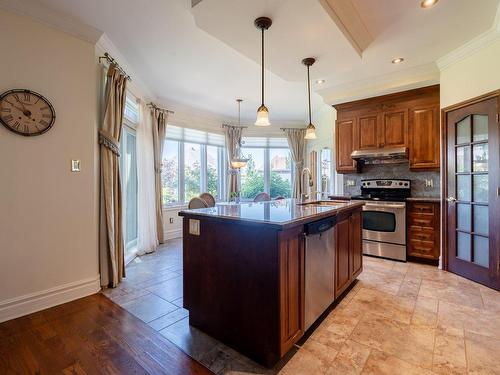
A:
162 140 179 205
162 125 226 206
319 148 332 194
120 94 139 258
270 148 292 198
184 142 201 202
240 137 293 200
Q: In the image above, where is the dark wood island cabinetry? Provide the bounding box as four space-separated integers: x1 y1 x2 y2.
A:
180 199 363 366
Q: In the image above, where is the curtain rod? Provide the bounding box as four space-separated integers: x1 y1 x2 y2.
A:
98 52 131 81
147 102 174 115
222 124 248 129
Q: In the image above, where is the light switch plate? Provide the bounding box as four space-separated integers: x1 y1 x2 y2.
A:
189 219 200 236
71 160 81 172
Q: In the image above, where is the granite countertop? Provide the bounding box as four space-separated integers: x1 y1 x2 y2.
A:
406 197 441 202
179 199 364 228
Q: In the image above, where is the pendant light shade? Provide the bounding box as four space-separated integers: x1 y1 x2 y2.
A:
302 57 317 140
231 99 249 169
255 104 270 126
305 123 317 140
254 17 272 127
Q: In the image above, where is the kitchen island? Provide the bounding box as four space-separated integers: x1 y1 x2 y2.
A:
179 199 363 366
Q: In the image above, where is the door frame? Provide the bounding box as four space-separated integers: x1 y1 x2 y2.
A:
441 90 500 273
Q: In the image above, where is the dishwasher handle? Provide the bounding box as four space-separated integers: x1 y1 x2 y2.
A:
304 217 336 235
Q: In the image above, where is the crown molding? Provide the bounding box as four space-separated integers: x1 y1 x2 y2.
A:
319 63 440 105
0 0 103 43
96 34 155 101
437 27 500 71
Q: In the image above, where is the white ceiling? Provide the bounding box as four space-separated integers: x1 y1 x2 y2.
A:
2 0 499 125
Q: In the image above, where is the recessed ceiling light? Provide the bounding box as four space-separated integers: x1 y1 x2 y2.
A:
420 0 438 9
316 79 326 84
392 57 404 64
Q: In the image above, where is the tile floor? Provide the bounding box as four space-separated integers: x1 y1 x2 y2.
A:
103 239 500 375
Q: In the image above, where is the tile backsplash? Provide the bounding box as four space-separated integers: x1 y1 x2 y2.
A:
343 163 440 197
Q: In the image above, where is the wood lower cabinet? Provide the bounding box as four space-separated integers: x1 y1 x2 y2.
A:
278 226 304 357
334 85 440 173
407 201 440 262
335 208 363 298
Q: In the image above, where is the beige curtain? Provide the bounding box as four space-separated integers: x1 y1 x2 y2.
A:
223 125 244 200
99 64 128 288
284 129 306 198
152 109 168 244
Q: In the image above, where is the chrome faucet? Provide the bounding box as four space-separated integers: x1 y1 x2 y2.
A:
300 168 314 202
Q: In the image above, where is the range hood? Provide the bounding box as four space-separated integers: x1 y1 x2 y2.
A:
351 147 408 164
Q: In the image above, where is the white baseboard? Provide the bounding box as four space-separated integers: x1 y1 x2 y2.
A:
164 228 183 241
0 276 101 323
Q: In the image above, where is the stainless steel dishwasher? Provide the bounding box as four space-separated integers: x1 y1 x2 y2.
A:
304 217 336 330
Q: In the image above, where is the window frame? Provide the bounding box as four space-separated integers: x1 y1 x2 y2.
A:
239 137 294 201
162 127 227 207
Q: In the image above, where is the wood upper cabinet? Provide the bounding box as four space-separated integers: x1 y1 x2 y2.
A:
334 85 440 173
358 115 379 150
382 109 408 148
409 106 440 169
335 118 357 172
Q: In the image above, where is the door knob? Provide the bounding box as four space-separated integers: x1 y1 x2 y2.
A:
446 197 457 202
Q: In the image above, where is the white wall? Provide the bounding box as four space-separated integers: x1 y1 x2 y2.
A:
440 37 500 108
305 103 343 195
0 10 100 321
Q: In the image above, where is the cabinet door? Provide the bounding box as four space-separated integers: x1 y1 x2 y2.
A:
382 109 408 148
409 106 440 170
335 119 356 173
349 211 363 278
279 227 304 355
358 115 379 150
335 217 351 297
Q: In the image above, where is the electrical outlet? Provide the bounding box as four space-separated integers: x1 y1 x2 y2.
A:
189 219 200 236
424 179 434 188
346 179 355 187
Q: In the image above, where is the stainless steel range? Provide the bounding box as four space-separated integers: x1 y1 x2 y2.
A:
351 179 411 261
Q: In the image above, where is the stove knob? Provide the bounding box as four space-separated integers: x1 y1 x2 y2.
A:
399 182 403 186
404 182 408 186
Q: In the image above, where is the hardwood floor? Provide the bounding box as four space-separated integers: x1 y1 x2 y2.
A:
0 293 213 375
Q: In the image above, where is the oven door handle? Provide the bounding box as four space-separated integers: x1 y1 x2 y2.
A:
363 203 406 209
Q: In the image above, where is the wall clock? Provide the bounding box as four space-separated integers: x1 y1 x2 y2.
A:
0 89 56 136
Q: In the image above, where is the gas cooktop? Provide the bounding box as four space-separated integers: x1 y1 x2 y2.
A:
350 179 411 202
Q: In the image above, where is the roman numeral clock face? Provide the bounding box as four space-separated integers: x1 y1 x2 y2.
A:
0 89 56 136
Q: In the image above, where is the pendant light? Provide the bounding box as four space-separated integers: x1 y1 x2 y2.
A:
230 99 249 169
254 17 272 127
302 57 317 140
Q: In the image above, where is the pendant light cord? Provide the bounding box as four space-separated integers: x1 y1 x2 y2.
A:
307 65 312 124
261 28 265 106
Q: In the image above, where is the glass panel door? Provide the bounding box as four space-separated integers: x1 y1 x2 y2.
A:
120 127 138 262
446 96 499 290
453 114 489 266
